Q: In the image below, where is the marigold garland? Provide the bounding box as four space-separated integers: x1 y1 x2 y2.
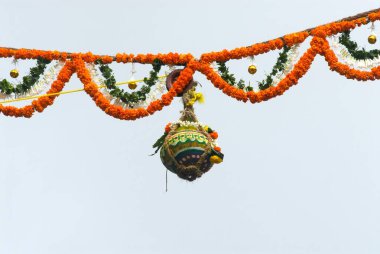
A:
0 61 74 117
75 57 196 120
0 8 379 119
320 37 379 81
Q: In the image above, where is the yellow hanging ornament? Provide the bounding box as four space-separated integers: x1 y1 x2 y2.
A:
248 65 257 75
10 69 19 78
368 34 377 44
128 82 137 90
210 155 223 164
128 62 138 89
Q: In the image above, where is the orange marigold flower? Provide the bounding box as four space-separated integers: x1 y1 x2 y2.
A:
214 146 221 152
165 123 172 133
210 132 218 139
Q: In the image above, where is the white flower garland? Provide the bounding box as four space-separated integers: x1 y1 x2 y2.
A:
87 63 167 109
329 35 380 70
171 120 205 129
271 44 300 87
0 61 65 101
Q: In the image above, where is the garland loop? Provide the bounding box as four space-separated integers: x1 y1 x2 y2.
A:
95 58 164 107
0 9 379 119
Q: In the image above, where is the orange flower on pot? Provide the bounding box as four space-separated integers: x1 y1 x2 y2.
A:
165 123 172 133
210 132 218 139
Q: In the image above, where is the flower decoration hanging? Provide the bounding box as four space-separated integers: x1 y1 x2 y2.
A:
0 8 379 182
152 80 224 181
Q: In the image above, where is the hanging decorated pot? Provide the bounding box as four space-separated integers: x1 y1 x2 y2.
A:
159 122 223 181
152 73 224 181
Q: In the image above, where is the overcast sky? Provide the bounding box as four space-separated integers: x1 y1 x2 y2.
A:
1 0 380 253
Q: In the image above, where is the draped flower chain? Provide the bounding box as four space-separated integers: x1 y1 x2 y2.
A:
214 44 301 92
0 61 65 101
87 62 168 109
330 34 380 70
0 9 379 119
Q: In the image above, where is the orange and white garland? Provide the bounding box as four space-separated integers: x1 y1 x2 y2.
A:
86 63 168 109
329 36 380 70
0 9 379 120
0 61 65 101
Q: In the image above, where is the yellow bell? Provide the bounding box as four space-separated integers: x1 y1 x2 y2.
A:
248 65 257 75
368 34 377 44
10 69 19 78
128 82 137 90
210 155 223 164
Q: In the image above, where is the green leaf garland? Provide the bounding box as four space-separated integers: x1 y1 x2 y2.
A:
217 46 291 91
96 59 164 107
216 62 253 92
258 46 290 90
338 30 380 60
0 58 51 95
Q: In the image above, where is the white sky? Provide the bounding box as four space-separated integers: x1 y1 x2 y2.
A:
1 0 379 253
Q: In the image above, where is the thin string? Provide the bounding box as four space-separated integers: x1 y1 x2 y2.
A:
0 75 167 104
166 169 168 193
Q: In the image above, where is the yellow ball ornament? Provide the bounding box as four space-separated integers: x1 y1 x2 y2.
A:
248 65 257 75
128 82 137 90
210 155 223 164
368 34 377 44
10 69 19 79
